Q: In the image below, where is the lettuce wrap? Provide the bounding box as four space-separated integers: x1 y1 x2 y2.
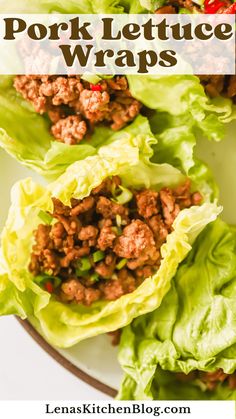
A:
118 219 236 400
0 0 235 180
0 117 220 348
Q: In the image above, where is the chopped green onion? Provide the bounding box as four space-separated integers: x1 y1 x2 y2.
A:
116 258 127 270
76 258 92 277
116 214 122 227
78 257 91 272
111 182 117 197
90 273 100 283
99 75 114 79
53 277 62 288
76 269 89 278
38 210 53 225
179 7 191 13
193 379 208 392
113 186 133 205
45 269 53 276
93 250 105 263
34 275 48 285
81 73 101 84
112 226 122 236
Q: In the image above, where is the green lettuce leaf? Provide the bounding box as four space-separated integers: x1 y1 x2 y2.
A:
118 0 147 12
118 219 236 400
150 112 219 201
118 0 166 12
0 76 98 181
0 127 221 348
0 0 124 13
128 75 234 142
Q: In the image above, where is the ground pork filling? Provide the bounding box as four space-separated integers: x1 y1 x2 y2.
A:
13 75 141 145
29 176 202 306
176 369 236 391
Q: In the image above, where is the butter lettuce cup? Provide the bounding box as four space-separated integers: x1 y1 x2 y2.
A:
0 118 221 348
1 72 233 181
118 219 236 400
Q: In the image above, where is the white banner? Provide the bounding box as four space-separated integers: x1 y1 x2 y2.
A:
0 401 235 419
0 14 235 74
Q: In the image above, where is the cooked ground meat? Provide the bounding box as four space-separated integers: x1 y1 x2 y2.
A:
114 220 159 269
176 369 236 391
136 190 159 219
29 176 202 306
51 115 87 145
97 220 117 251
96 196 129 220
14 75 141 144
154 0 236 102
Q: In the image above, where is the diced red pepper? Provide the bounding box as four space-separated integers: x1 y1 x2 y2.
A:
204 0 227 13
223 3 236 13
45 281 54 293
90 83 102 92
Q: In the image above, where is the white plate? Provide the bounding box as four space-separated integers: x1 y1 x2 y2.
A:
1 121 236 393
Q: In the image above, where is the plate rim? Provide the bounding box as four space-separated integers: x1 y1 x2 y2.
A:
16 317 117 398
